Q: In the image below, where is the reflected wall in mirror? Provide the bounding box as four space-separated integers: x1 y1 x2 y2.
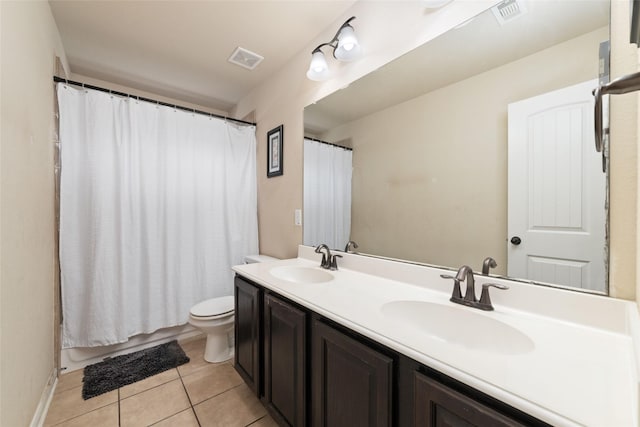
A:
304 0 610 293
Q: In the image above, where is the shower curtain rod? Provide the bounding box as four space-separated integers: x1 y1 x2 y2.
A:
53 76 256 127
305 136 353 151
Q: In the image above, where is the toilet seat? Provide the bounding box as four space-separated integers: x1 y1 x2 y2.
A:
190 296 234 319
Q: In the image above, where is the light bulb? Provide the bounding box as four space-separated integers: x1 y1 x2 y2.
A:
335 26 361 62
306 51 330 81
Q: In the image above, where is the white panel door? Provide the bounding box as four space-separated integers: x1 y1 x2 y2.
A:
507 80 606 292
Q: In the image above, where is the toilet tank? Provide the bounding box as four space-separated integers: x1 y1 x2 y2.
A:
244 254 279 264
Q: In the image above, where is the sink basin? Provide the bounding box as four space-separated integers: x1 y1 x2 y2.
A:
270 266 333 284
380 301 534 355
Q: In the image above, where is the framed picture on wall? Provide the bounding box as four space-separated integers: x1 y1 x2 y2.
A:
267 125 283 177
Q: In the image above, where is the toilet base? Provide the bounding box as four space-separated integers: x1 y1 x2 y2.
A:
203 326 234 363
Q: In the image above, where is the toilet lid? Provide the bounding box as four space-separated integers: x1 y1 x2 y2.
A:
190 296 234 318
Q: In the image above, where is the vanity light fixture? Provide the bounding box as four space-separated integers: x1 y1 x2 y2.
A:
306 16 362 81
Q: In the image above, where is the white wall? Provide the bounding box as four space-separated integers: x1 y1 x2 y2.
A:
0 1 68 425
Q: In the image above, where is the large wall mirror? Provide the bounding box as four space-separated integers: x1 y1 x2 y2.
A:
304 0 610 294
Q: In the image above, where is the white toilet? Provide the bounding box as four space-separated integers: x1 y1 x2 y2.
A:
188 296 235 362
188 254 278 363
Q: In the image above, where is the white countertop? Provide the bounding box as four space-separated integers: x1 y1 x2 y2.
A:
232 246 639 427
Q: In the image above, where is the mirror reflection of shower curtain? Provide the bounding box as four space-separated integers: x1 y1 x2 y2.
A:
303 138 352 250
57 84 258 348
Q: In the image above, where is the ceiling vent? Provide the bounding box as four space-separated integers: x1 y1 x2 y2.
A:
491 0 527 25
228 47 264 70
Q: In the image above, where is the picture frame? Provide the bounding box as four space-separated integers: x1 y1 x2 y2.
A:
267 125 283 177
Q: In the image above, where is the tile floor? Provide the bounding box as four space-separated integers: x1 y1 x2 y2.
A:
44 338 278 427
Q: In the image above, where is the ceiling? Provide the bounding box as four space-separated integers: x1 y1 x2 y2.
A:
304 0 610 134
49 0 356 113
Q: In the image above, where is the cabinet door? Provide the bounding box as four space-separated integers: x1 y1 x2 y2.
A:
264 294 307 426
234 276 261 396
312 319 393 427
414 371 526 427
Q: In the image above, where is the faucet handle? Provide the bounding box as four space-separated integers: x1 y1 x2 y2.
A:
478 283 509 311
329 254 343 270
440 274 463 302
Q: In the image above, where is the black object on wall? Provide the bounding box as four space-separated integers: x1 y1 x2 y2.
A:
631 0 640 44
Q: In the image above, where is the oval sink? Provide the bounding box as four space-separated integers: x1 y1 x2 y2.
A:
380 301 534 355
270 266 334 284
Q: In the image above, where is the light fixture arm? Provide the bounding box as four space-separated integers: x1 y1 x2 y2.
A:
311 43 334 55
311 16 357 59
306 16 360 81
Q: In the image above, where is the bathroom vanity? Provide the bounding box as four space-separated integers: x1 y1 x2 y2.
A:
232 246 638 426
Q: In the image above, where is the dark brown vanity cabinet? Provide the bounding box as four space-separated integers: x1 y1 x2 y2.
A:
263 293 307 426
234 275 547 427
413 371 527 427
234 276 262 395
312 319 393 427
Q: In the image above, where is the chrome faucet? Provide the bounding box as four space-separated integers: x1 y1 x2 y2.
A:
456 265 477 304
315 244 332 269
344 240 359 253
482 257 497 275
441 264 508 311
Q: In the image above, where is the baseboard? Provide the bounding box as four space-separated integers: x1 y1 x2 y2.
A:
30 368 58 427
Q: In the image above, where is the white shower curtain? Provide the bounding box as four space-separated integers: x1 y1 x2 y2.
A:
303 139 352 250
57 84 258 348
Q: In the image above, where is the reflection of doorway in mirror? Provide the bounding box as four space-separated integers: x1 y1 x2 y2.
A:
507 79 606 292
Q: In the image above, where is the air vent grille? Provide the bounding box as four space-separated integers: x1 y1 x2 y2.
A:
491 0 527 25
228 47 264 70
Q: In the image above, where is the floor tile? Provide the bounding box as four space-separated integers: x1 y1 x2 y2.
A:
119 368 179 399
178 338 213 376
152 408 200 426
194 383 267 427
120 379 191 427
248 414 279 427
52 402 118 427
56 369 84 393
44 386 117 426
182 362 243 404
179 337 206 354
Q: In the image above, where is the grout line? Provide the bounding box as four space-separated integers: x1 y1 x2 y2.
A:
194 383 244 406
117 388 121 427
177 367 202 427
246 414 271 426
147 408 197 426
118 371 180 400
49 385 118 426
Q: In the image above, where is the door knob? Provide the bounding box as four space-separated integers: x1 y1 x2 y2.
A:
510 236 522 245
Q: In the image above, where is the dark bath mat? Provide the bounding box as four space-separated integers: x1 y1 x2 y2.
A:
82 339 189 400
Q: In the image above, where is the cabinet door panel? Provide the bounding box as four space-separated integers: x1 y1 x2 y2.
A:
312 319 393 427
234 277 261 395
414 371 525 427
264 294 306 426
